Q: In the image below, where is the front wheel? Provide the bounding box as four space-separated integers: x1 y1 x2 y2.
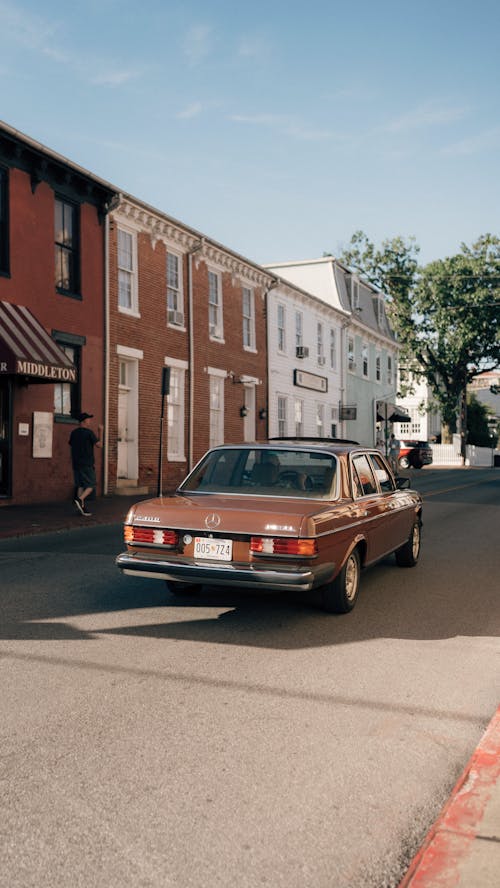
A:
395 521 421 567
399 455 410 469
320 548 361 614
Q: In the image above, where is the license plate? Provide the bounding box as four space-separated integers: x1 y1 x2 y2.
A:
194 537 233 561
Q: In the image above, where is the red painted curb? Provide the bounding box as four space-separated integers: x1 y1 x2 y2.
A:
399 706 500 887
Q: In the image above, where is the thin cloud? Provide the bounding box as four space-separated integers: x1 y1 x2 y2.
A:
0 0 61 52
237 35 271 59
442 127 500 156
177 102 204 120
182 24 213 65
231 112 337 142
383 101 468 133
89 67 142 87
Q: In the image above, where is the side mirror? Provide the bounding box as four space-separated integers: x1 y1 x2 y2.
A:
396 476 410 489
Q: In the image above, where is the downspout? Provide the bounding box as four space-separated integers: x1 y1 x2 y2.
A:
103 193 121 495
263 278 279 439
187 238 205 470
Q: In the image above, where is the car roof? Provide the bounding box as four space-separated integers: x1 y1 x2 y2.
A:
207 438 366 456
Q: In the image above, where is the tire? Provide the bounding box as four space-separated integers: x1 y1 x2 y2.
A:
395 520 421 567
399 455 410 469
167 581 202 596
320 548 361 614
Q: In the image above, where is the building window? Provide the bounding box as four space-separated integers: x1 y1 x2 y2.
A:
294 398 303 436
348 335 355 372
277 396 287 436
209 375 224 447
0 166 9 275
55 197 79 294
167 367 185 459
317 322 325 365
118 228 138 313
52 332 84 421
208 270 223 340
331 406 338 438
387 355 393 386
376 355 381 382
362 343 369 378
167 251 184 326
295 311 303 349
329 328 336 370
242 287 255 350
316 403 324 436
277 304 286 352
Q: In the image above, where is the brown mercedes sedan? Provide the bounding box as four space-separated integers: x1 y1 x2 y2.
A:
116 439 422 613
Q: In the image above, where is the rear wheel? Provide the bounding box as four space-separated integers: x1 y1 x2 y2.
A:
167 581 202 596
395 520 421 567
320 548 361 614
399 455 410 469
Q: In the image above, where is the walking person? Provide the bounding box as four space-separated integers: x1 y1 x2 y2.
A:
69 412 103 516
388 433 400 475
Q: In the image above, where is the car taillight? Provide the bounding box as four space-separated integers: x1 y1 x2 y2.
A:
250 537 317 556
124 525 179 547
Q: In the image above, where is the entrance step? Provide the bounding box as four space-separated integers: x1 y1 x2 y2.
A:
115 479 150 496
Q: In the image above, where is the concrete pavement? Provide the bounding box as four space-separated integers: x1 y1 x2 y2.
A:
1 491 499 886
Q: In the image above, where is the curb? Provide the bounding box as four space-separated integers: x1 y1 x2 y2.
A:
399 707 500 886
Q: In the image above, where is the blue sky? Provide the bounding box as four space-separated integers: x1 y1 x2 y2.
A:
1 0 499 266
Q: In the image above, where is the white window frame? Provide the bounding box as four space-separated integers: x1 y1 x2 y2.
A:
362 343 369 378
295 311 303 349
242 287 256 350
166 359 187 461
118 227 139 316
167 250 184 327
316 402 325 436
294 398 303 437
317 322 325 365
376 354 381 382
208 373 225 448
277 304 286 352
277 395 287 436
387 355 393 386
208 269 224 341
348 335 355 372
329 328 336 370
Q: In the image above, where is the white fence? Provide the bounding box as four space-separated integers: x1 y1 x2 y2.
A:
431 443 499 467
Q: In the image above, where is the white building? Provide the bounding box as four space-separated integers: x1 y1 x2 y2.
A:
394 371 442 442
266 257 402 447
266 276 347 440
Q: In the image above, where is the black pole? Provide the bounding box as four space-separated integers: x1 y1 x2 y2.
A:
157 367 170 497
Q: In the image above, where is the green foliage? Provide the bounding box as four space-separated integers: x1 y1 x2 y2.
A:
467 394 498 447
339 232 500 432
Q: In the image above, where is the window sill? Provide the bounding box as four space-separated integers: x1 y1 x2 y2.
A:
166 454 187 462
54 414 79 424
56 288 82 301
119 307 141 318
243 346 257 354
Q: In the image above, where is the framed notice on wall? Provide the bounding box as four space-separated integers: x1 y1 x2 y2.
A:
33 412 54 458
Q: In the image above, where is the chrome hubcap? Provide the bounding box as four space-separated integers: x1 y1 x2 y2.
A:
345 555 359 601
412 525 420 559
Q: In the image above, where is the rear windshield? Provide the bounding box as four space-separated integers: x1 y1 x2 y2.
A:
179 448 338 499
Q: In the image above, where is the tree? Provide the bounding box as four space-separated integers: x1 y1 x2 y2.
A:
467 394 498 448
339 232 500 439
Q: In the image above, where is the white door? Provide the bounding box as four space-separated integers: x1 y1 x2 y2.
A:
243 385 256 442
117 359 138 480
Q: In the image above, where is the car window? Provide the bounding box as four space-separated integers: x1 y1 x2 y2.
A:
352 454 377 496
180 448 338 499
368 453 395 492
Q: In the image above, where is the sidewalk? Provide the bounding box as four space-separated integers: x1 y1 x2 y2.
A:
1 494 499 885
0 492 151 540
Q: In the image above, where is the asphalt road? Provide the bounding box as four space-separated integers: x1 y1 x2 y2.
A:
1 469 499 888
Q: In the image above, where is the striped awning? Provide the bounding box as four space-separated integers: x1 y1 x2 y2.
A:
0 301 77 382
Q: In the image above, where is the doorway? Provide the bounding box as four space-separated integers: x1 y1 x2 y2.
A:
0 377 12 496
117 358 139 481
243 384 256 442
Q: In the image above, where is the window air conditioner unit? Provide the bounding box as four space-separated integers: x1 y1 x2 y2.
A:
296 346 309 358
168 309 184 326
318 356 326 366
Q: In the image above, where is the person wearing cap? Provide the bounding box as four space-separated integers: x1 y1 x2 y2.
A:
68 413 103 516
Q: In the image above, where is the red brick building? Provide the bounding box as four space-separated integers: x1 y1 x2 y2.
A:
0 121 118 505
107 196 273 495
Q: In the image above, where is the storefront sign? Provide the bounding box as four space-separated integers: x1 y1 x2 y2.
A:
16 360 77 382
293 369 328 393
340 405 357 420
